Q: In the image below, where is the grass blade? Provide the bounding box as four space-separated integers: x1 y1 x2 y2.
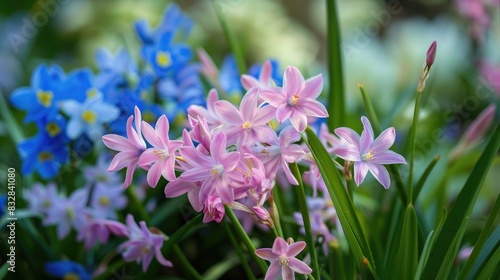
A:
420 124 500 279
326 0 345 129
413 155 440 203
393 204 419 280
414 230 435 280
458 192 500 279
304 127 378 278
468 227 500 280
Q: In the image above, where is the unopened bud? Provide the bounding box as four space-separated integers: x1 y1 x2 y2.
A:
426 41 437 68
253 206 270 221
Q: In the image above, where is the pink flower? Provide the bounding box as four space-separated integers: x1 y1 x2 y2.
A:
241 60 274 91
255 237 312 280
165 179 203 212
102 106 146 188
215 87 276 148
178 132 241 203
333 116 406 189
260 66 328 133
203 195 225 223
137 115 183 187
77 219 128 249
118 214 172 272
188 88 222 128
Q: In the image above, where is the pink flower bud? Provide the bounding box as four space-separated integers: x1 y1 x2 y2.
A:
426 41 437 68
253 206 270 221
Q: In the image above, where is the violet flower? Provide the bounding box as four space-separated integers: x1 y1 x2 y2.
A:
118 214 172 272
77 219 128 249
255 237 312 280
102 106 147 188
260 66 328 133
333 116 406 189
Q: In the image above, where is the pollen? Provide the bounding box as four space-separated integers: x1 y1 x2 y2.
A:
279 255 289 267
37 89 54 107
153 150 169 159
99 196 110 206
288 94 300 106
46 122 61 137
362 150 375 161
156 51 172 68
242 121 252 130
86 88 99 98
38 151 53 162
82 110 97 124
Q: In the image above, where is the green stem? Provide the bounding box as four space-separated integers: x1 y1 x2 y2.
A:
225 206 268 274
326 0 345 129
173 244 203 280
0 88 24 144
223 221 257 280
408 91 423 202
290 162 321 280
212 0 247 75
270 189 285 238
126 187 150 223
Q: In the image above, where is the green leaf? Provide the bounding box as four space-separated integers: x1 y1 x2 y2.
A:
326 0 345 129
393 204 419 280
458 192 500 279
414 230 435 280
162 214 203 254
420 124 500 279
468 226 500 280
413 155 440 203
290 162 321 279
304 127 378 278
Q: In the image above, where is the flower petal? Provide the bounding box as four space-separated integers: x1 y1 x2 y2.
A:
289 109 308 133
215 100 243 124
372 150 407 165
240 88 259 121
283 66 304 98
286 241 306 258
371 127 396 153
332 146 361 162
260 88 286 108
102 134 135 151
301 73 323 99
272 237 288 255
265 261 282 280
288 258 313 275
366 162 391 189
353 161 369 186
255 248 278 261
334 127 360 149
301 99 328 118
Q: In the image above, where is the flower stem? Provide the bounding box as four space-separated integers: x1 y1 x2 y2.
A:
173 244 203 280
0 88 24 144
290 162 321 280
223 221 257 280
269 190 284 238
326 0 345 129
408 91 423 202
212 0 247 75
224 206 268 274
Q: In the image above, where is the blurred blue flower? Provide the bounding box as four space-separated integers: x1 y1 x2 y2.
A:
0 195 6 217
142 32 193 77
60 92 119 140
10 64 69 123
219 55 243 97
157 64 206 121
134 3 193 45
18 131 69 180
248 59 283 87
45 260 91 280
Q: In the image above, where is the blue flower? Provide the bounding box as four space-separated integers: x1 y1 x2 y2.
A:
45 260 91 280
157 64 205 121
134 3 193 45
219 55 243 97
10 64 68 123
18 131 69 180
60 92 119 140
142 32 193 77
0 195 7 217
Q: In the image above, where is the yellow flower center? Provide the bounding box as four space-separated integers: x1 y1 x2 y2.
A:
153 150 169 159
82 110 97 124
289 94 300 106
86 88 99 99
362 151 375 161
46 122 61 137
37 90 54 107
38 151 53 162
242 122 252 130
279 255 289 267
66 207 75 220
143 111 156 123
99 196 110 206
64 273 80 280
156 51 172 68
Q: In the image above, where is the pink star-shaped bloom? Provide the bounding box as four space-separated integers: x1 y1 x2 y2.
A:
333 116 406 189
260 66 328 133
255 237 312 280
102 106 146 188
137 115 183 187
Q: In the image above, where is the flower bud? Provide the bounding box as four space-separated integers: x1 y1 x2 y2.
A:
426 41 437 68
